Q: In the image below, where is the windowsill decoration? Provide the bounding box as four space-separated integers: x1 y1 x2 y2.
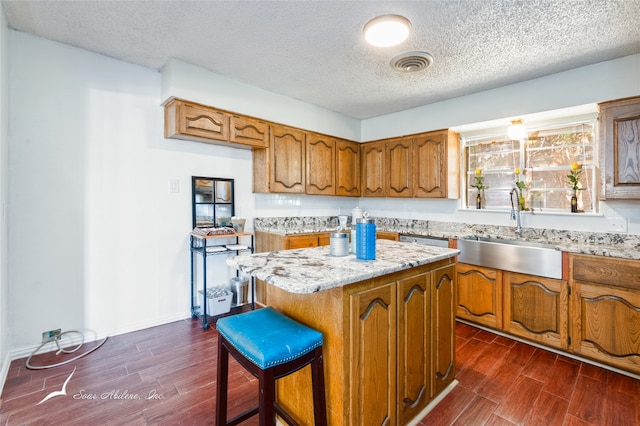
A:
567 162 582 213
471 168 486 209
514 168 528 211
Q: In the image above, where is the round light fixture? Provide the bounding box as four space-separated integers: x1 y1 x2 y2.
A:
507 119 527 140
364 15 411 47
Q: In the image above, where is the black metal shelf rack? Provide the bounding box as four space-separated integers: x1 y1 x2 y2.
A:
189 231 255 329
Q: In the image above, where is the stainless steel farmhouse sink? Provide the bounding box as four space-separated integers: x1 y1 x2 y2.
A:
457 236 563 279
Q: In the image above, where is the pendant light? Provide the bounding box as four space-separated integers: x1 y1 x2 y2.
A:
507 119 527 140
364 15 411 47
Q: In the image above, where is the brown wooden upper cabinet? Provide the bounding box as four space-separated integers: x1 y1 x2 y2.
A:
599 96 640 199
413 130 459 198
305 135 362 196
253 124 306 193
166 98 459 199
306 133 336 195
229 115 269 148
336 139 361 196
362 129 459 198
386 137 413 197
165 98 228 142
164 98 268 148
361 140 386 196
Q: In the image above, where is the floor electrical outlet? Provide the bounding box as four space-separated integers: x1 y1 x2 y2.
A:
42 328 61 342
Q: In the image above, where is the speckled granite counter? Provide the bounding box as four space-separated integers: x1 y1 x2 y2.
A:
226 239 459 293
254 217 640 260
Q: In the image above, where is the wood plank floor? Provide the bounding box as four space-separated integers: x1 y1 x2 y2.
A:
421 322 640 426
1 318 639 425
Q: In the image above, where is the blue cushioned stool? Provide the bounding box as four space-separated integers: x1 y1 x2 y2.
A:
216 307 327 426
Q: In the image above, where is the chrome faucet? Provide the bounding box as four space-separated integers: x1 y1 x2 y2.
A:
510 187 522 238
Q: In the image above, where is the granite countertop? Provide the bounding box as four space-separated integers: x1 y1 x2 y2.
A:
226 239 459 294
253 217 640 261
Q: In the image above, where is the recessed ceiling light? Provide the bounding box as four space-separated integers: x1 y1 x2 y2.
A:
364 15 411 47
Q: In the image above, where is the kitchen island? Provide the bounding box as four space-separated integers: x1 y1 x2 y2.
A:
227 239 459 425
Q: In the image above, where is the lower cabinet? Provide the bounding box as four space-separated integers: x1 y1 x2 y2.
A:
350 282 397 425
397 273 429 424
458 253 640 375
503 272 568 350
455 263 503 329
349 261 455 425
377 231 400 241
431 265 456 397
456 264 567 349
569 253 640 374
285 232 330 249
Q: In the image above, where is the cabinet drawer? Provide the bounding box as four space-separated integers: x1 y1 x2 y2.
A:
377 231 399 241
285 233 330 249
570 253 640 291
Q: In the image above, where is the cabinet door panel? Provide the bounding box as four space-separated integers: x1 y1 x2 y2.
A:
455 263 503 329
600 96 640 199
504 272 568 350
183 106 228 140
432 265 455 396
349 283 396 426
165 99 230 142
386 138 412 197
570 282 640 374
362 141 385 196
336 140 361 196
270 125 305 193
413 132 445 198
398 273 430 423
229 115 268 148
306 134 335 195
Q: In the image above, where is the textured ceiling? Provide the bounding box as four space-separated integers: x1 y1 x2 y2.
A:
2 0 639 119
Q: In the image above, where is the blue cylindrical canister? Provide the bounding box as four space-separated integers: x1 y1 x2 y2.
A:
356 217 376 260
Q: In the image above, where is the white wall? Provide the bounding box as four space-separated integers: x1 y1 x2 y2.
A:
5 29 640 364
361 54 640 140
249 55 640 235
7 31 256 352
358 54 640 234
161 59 361 141
0 7 10 392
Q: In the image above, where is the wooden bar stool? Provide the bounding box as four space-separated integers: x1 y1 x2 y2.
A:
215 307 327 426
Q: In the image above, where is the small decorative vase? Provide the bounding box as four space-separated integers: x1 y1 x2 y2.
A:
476 193 482 209
571 190 578 213
518 194 526 211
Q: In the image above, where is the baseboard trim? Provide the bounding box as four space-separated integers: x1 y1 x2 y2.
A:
0 351 10 398
8 312 191 362
407 379 458 426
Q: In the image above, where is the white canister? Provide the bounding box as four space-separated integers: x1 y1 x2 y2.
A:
350 227 357 253
330 232 350 257
352 206 363 222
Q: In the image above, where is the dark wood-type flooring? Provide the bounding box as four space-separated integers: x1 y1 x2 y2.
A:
1 318 639 425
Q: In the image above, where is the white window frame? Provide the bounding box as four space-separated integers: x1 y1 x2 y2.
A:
460 114 599 214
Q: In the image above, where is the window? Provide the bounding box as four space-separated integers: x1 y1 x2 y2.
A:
463 116 597 213
191 177 235 228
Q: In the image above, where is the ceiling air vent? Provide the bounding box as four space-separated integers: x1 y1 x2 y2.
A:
391 51 434 72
